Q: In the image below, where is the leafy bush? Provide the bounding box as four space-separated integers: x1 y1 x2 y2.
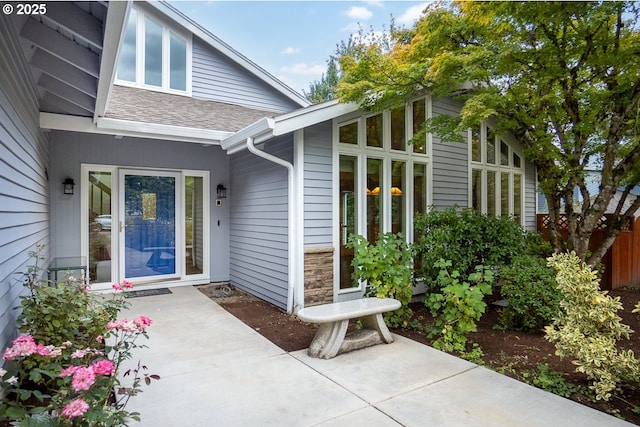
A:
414 207 528 291
499 255 560 332
425 259 493 354
545 252 640 401
0 246 158 425
348 233 414 328
522 364 577 398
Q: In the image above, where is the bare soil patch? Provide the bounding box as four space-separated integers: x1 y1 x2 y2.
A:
197 283 640 425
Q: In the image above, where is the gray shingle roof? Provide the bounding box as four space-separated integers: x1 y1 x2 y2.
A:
105 85 279 132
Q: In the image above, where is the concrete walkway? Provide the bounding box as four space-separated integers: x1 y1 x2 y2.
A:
119 286 633 427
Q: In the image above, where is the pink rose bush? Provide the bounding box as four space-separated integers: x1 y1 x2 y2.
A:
0 267 159 426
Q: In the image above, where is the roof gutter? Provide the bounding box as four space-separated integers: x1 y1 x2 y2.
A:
245 137 298 314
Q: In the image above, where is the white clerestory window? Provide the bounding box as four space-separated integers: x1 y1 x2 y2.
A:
116 6 191 94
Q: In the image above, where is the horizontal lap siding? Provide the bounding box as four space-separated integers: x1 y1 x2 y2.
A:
524 159 537 231
431 98 468 209
0 14 50 352
304 122 333 247
191 37 299 113
229 136 292 309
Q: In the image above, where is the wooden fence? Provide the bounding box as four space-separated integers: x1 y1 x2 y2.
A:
537 214 640 290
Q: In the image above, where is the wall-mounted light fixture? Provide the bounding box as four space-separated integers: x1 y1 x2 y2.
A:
216 184 227 199
63 178 75 195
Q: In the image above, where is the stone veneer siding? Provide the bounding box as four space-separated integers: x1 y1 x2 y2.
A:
304 247 334 306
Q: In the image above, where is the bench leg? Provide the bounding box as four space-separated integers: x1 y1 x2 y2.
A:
308 320 348 359
360 313 394 344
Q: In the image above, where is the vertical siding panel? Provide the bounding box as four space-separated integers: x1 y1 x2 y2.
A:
229 136 292 309
303 121 333 247
431 98 468 209
0 14 50 352
191 37 300 113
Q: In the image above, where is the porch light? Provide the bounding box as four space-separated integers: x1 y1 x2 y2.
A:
216 184 227 199
63 178 75 195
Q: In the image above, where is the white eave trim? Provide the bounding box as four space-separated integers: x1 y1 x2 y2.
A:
221 100 359 153
40 112 231 145
94 1 130 123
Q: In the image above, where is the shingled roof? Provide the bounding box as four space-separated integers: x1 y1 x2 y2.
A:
105 85 279 132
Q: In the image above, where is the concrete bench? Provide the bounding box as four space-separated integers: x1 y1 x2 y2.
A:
296 298 401 359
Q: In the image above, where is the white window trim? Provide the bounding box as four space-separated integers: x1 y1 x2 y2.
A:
468 123 526 223
81 164 209 290
115 5 192 96
333 97 434 296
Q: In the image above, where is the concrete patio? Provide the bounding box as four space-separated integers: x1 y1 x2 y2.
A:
119 285 634 426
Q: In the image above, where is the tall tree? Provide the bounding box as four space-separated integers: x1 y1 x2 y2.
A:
337 1 640 266
304 57 340 104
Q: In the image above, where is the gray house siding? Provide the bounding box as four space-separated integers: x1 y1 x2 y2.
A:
431 98 469 209
192 37 300 114
229 136 292 309
48 131 230 282
0 15 50 352
303 121 333 247
524 159 537 231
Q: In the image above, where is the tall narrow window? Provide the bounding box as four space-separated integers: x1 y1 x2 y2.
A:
88 171 112 283
144 17 163 87
471 127 481 162
500 140 509 166
366 114 383 148
170 33 187 91
413 163 427 216
486 129 496 164
391 161 406 234
185 176 203 275
501 172 510 217
391 107 406 151
339 156 358 289
118 9 137 82
367 158 383 243
513 174 522 224
472 169 482 213
412 99 426 154
487 171 496 216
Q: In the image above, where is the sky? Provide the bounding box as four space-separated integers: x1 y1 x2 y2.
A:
170 1 429 96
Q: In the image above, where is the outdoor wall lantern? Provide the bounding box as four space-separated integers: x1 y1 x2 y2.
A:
216 184 227 199
63 178 75 195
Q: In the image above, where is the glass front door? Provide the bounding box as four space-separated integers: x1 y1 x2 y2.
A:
120 170 179 281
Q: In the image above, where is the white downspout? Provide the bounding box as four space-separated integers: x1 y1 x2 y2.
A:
246 137 297 313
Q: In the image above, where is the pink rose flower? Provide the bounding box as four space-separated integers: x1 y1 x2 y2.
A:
123 280 134 289
133 316 153 331
71 366 96 391
62 397 89 419
91 360 114 376
112 283 123 291
59 365 80 378
2 335 51 360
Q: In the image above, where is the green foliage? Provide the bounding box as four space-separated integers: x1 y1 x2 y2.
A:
337 1 640 265
304 57 340 103
545 252 640 401
522 364 577 398
413 207 528 291
424 259 493 354
499 255 561 332
348 233 414 328
0 246 157 426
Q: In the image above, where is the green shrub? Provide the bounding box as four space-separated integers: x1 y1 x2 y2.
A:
545 252 640 401
414 207 528 292
499 255 560 332
348 233 414 328
425 259 493 354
